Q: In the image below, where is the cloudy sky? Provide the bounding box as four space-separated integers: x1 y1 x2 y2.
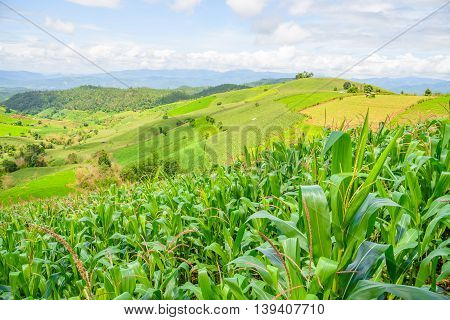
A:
0 0 449 79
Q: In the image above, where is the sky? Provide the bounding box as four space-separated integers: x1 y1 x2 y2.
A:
0 0 449 79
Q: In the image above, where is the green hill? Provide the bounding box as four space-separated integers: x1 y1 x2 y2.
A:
3 84 256 114
3 86 191 114
1 78 444 204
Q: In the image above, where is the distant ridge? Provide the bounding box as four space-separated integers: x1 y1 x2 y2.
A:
0 69 295 90
354 77 450 94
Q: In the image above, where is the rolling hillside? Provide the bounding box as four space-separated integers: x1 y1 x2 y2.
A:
1 78 448 204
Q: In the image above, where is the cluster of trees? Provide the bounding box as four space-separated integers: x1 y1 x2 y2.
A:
295 71 314 79
75 150 121 190
3 86 184 114
4 83 257 115
1 143 47 174
176 118 195 127
121 153 180 181
0 143 16 158
205 115 216 124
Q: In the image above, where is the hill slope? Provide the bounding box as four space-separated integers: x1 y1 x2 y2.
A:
2 78 441 204
3 86 191 114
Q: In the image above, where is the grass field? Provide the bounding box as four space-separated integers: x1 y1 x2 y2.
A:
278 92 348 110
301 95 425 127
0 123 32 137
395 95 449 123
0 168 75 204
168 96 216 116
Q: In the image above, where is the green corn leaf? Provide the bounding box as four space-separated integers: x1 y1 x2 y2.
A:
341 195 400 268
421 209 450 252
415 247 450 288
223 277 247 300
246 211 308 252
323 132 352 174
436 261 450 283
309 257 338 296
229 256 273 286
113 292 133 300
342 241 396 297
346 129 403 225
348 280 448 300
301 185 332 263
198 268 217 300
354 110 370 172
330 173 353 245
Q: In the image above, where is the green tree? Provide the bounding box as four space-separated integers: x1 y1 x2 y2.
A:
363 84 374 94
343 82 352 90
97 150 111 168
2 159 18 173
347 86 358 93
295 71 314 79
21 144 46 167
424 88 432 96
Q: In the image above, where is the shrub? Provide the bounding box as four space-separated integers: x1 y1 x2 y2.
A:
21 144 46 167
121 154 180 182
66 153 79 164
0 174 14 189
75 162 121 190
96 150 111 168
347 86 358 93
2 159 18 173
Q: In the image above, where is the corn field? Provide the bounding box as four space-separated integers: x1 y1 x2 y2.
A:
0 117 448 300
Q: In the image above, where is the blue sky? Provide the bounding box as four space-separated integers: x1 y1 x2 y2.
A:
0 0 449 78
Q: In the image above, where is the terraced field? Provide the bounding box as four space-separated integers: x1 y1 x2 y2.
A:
1 78 447 204
301 95 427 127
395 95 449 123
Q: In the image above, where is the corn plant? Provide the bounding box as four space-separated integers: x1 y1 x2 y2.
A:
0 117 448 300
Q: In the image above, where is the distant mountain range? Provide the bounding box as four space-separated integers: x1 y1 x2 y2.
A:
0 69 295 90
1 70 448 95
355 77 450 94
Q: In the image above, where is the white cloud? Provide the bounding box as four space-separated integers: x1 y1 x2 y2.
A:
80 24 104 31
258 22 310 45
288 0 313 15
226 0 268 17
171 0 202 13
66 0 121 9
2 40 448 80
44 16 75 34
349 2 393 14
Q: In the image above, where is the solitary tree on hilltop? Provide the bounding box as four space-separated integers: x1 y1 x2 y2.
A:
296 71 314 79
425 88 432 96
343 82 352 90
364 84 374 94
